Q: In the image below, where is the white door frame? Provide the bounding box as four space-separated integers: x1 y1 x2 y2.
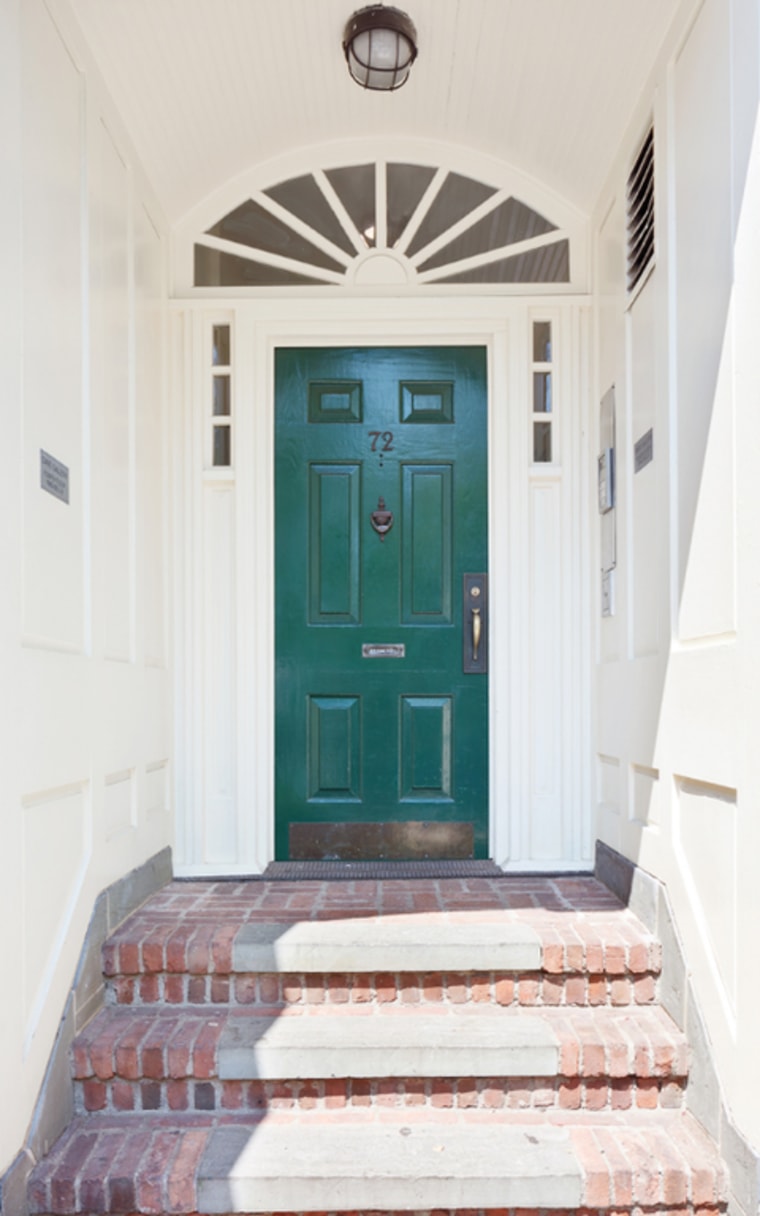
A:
172 295 592 874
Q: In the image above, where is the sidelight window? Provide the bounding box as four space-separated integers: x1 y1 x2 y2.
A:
530 320 554 464
210 323 232 467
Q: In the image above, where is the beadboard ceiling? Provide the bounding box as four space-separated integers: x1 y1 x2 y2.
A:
67 0 681 225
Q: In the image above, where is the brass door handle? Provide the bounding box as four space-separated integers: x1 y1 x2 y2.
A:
463 573 487 673
472 607 481 661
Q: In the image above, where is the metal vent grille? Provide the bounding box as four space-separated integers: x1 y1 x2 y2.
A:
626 127 654 293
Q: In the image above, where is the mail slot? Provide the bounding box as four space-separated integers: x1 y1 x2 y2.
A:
362 644 406 659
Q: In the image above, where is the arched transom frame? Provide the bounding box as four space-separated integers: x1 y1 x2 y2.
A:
173 141 589 297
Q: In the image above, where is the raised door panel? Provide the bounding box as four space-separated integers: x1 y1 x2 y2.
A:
401 464 453 623
307 695 362 802
400 695 453 801
308 464 361 624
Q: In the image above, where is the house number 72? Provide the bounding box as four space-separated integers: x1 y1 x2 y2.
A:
369 430 394 452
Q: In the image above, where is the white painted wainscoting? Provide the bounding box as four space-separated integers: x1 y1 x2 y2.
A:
0 0 172 1179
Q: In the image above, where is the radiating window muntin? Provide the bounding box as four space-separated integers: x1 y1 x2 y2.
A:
194 161 572 290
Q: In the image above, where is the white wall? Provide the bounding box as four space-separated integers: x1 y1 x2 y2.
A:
0 0 171 1176
592 0 760 1148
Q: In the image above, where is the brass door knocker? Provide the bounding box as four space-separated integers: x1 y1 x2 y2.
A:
370 496 394 542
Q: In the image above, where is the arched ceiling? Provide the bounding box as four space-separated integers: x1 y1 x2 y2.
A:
65 0 682 225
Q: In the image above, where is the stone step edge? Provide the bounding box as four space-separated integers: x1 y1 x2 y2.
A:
103 921 662 980
73 1006 689 1085
231 922 545 974
27 1113 728 1215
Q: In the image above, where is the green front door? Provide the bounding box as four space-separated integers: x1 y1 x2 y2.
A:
275 346 488 860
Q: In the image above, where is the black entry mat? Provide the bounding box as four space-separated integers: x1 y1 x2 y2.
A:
260 859 505 881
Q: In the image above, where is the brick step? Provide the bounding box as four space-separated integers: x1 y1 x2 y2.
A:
28 1110 728 1215
73 1006 688 1114
28 880 731 1216
102 884 662 1009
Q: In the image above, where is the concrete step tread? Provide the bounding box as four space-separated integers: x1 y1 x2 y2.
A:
73 1004 689 1083
217 1006 559 1079
230 920 542 973
198 1119 582 1211
27 1110 728 1214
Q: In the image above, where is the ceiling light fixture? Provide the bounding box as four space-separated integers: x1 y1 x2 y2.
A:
343 5 418 91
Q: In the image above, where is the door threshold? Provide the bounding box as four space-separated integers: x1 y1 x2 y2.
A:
173 861 596 882
261 859 504 880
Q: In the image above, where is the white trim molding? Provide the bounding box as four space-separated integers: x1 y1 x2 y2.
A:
172 296 591 874
172 138 589 299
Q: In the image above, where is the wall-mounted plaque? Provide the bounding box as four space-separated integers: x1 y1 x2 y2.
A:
40 450 69 504
634 428 654 473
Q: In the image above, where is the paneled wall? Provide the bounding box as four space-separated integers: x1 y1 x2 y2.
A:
0 0 170 1176
592 0 760 1146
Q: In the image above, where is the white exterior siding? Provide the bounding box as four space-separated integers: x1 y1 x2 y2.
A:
0 0 172 1174
592 0 760 1148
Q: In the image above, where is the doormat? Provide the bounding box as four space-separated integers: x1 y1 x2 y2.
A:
260 860 505 881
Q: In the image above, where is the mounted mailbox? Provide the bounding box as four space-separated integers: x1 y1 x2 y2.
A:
463 573 488 674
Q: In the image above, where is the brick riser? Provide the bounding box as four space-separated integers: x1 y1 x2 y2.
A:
79 1073 687 1116
64 1211 728 1216
108 969 659 1008
40 1211 728 1216
31 1206 728 1216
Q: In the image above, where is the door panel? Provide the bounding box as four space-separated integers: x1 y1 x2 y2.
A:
400 696 453 801
307 695 362 802
275 346 488 860
401 465 453 621
309 464 361 623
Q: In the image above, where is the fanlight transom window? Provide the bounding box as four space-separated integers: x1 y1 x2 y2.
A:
194 161 570 289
